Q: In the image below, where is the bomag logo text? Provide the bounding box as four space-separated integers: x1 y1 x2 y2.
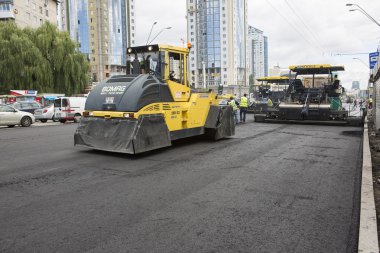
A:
100 86 126 95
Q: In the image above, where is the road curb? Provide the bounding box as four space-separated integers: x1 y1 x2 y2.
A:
359 117 379 253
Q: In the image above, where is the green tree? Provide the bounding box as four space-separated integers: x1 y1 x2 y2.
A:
0 21 89 95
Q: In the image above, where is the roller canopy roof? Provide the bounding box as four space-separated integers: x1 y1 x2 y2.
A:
127 44 188 54
289 64 345 74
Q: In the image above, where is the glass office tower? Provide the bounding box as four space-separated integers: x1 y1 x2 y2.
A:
187 0 248 91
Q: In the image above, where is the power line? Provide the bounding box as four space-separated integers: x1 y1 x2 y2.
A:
334 52 370 56
284 0 326 54
264 0 319 52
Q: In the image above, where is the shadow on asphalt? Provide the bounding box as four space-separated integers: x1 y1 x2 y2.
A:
340 130 363 137
78 135 232 160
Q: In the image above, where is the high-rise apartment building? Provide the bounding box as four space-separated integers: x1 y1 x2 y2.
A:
186 0 248 92
247 25 268 82
264 36 268 77
0 0 59 28
57 0 67 31
66 0 135 82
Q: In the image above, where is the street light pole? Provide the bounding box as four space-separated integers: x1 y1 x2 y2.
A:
146 21 157 45
353 57 371 100
353 57 369 68
346 3 380 27
148 27 172 45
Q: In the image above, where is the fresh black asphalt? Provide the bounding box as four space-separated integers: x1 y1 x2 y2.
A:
0 115 362 252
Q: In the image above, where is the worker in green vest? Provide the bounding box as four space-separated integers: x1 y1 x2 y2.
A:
267 98 273 107
228 96 238 124
239 93 248 123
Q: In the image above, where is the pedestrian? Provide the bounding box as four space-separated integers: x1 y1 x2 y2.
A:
239 93 248 123
228 96 239 124
354 99 357 108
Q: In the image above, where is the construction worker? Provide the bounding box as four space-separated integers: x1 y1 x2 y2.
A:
240 93 248 123
369 97 373 109
228 96 239 124
267 98 273 107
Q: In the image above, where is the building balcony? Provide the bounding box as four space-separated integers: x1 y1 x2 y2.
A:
0 0 14 20
0 10 14 19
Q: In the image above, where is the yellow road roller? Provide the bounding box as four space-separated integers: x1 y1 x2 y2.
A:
74 44 235 154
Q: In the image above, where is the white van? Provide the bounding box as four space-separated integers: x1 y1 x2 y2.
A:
54 97 86 123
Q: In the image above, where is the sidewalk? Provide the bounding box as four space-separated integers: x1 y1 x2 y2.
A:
361 117 379 252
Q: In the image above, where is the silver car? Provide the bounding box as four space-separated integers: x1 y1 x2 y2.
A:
34 104 57 123
0 104 35 127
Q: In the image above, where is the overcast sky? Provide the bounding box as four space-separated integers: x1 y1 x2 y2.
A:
135 0 380 90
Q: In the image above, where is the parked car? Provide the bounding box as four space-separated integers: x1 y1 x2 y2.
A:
0 104 35 127
54 97 86 123
34 104 57 123
11 101 42 114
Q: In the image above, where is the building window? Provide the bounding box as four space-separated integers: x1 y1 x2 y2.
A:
78 20 80 25
39 6 42 14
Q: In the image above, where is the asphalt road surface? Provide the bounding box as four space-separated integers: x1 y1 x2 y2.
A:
0 115 362 253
